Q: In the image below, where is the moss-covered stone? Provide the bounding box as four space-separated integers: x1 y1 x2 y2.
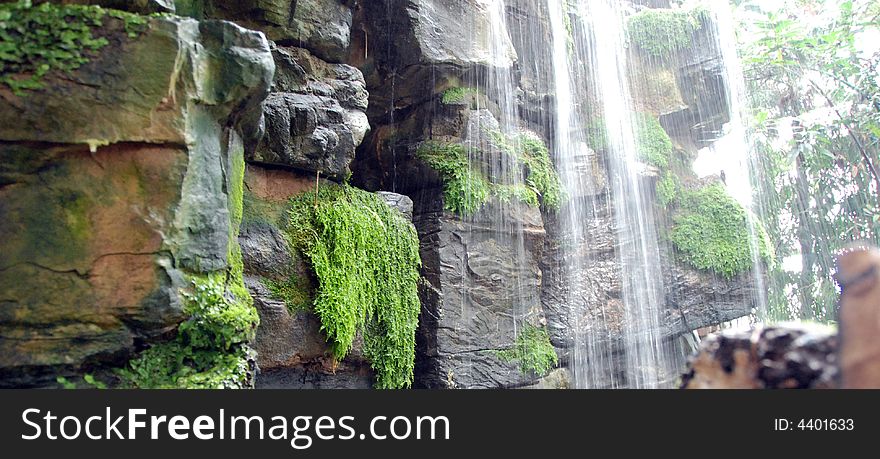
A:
670 184 773 277
493 324 558 377
626 6 709 58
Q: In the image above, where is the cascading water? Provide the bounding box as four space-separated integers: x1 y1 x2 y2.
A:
573 0 673 388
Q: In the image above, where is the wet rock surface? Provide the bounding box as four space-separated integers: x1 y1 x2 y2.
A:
0 16 274 387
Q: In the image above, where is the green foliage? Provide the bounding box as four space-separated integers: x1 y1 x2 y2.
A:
416 142 491 215
119 275 258 389
56 374 106 389
585 113 673 170
739 0 880 322
670 184 773 278
634 113 673 169
285 184 421 389
512 132 567 210
656 171 678 207
488 130 568 211
494 324 558 377
626 6 709 58
494 183 539 207
441 86 481 105
0 1 146 95
265 274 313 314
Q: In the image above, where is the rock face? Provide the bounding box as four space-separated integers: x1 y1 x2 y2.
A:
250 45 369 179
681 325 839 389
353 0 517 120
0 15 274 387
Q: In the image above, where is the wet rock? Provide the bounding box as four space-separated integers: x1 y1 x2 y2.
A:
0 16 274 387
195 0 353 63
354 0 517 120
377 192 414 221
250 45 369 179
681 324 839 389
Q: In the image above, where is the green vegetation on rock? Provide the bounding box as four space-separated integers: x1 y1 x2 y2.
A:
417 133 566 215
441 86 481 105
119 144 258 389
656 171 679 207
0 0 147 95
634 113 673 169
417 142 492 215
626 7 709 58
494 324 558 377
585 113 673 169
119 275 259 388
265 273 314 314
284 184 422 389
670 184 773 277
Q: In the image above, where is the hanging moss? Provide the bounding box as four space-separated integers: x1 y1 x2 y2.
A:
284 184 421 389
416 142 491 215
494 183 539 207
0 1 147 95
626 7 709 58
670 184 774 277
494 324 558 377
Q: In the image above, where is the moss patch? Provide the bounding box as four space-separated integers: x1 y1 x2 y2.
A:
626 6 709 58
416 142 491 215
265 273 314 314
418 132 565 215
118 274 259 388
0 1 147 95
440 86 481 105
670 184 773 277
285 184 421 389
494 324 558 377
585 113 673 169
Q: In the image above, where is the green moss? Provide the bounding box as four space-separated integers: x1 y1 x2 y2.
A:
488 131 567 211
119 275 259 389
494 324 558 377
416 142 491 215
0 1 147 95
670 184 774 277
494 183 539 207
626 7 709 58
585 113 673 169
265 273 314 314
634 113 673 169
656 171 678 207
441 86 481 105
285 184 421 389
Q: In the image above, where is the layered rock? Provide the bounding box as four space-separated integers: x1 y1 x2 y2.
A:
0 15 274 387
250 45 369 179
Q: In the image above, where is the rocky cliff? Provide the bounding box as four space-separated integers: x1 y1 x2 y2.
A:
0 0 762 388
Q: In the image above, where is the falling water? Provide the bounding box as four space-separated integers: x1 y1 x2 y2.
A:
703 0 770 317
